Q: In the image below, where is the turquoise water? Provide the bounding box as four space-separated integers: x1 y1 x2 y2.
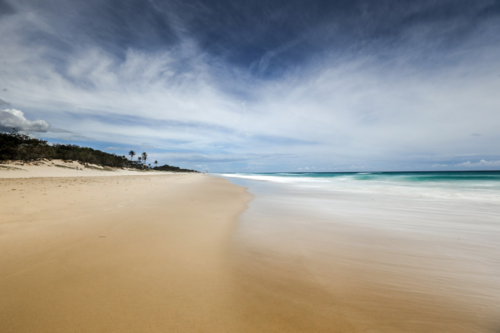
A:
221 171 500 202
221 171 500 184
225 171 500 179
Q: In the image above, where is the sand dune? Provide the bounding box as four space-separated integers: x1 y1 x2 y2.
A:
0 159 171 178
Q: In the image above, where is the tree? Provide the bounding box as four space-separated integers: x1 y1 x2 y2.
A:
129 150 135 161
154 160 158 167
141 152 147 165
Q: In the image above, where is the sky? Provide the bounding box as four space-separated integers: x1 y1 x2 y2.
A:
1 0 499 172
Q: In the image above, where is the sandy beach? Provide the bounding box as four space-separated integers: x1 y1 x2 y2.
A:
2 166 498 332
0 167 253 332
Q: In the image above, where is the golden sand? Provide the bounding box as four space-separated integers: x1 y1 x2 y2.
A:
0 173 252 332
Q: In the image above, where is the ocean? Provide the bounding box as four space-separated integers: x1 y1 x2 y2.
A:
220 171 500 332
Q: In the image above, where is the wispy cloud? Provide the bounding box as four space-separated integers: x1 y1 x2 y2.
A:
1 0 499 171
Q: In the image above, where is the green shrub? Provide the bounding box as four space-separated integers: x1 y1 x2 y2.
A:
0 129 198 172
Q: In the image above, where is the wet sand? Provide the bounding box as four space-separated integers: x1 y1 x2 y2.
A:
230 216 496 333
1 170 498 332
228 180 499 333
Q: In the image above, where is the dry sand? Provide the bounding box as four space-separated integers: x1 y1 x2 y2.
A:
1 166 496 332
0 171 253 332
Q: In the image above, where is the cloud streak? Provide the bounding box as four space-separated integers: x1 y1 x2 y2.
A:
1 0 499 171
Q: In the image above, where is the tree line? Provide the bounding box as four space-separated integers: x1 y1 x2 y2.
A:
0 129 198 172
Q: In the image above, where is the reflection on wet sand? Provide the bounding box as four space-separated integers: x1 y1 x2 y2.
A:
228 177 499 332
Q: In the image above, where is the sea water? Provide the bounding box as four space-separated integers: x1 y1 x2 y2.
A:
220 171 500 331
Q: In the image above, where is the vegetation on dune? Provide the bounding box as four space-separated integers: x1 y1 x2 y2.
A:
0 129 198 172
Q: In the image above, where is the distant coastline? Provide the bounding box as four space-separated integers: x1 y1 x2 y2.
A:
0 129 198 173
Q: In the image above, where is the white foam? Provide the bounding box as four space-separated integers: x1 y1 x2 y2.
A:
220 173 500 202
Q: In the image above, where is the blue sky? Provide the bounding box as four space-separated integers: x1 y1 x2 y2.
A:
1 0 499 172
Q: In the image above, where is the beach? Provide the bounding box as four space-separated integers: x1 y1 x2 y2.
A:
0 168 254 332
2 166 499 332
2 0 499 330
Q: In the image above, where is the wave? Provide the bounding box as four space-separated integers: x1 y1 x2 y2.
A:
219 172 500 202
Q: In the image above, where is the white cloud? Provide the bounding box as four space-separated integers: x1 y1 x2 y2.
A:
1 5 499 171
0 108 50 132
456 160 500 167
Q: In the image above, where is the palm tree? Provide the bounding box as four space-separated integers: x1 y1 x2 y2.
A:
154 160 158 167
138 157 141 164
129 150 135 161
142 152 147 165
